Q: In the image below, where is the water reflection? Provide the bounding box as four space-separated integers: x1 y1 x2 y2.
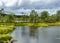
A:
30 29 38 38
38 26 60 43
11 26 60 43
21 26 30 43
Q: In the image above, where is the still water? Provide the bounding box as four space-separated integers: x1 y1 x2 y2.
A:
11 26 60 43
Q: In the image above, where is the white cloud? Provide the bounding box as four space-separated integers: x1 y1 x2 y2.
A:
6 0 22 6
0 0 59 15
5 0 17 7
0 0 57 7
0 0 18 7
30 0 40 2
30 0 55 4
18 0 22 5
0 1 2 6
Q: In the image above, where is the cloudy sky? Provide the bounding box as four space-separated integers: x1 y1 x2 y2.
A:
0 0 60 15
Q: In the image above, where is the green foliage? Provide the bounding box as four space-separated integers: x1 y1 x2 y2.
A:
0 9 60 23
47 14 57 23
29 10 38 23
40 11 49 22
0 9 4 14
0 25 15 42
0 9 60 24
0 14 3 22
4 13 16 23
0 25 15 34
21 15 26 21
0 9 4 22
0 34 12 41
56 10 60 21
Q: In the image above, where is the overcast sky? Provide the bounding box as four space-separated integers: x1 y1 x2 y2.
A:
0 0 60 15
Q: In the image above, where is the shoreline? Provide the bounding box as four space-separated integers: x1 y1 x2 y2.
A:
0 22 60 27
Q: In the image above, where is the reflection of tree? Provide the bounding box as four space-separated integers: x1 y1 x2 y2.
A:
21 26 26 36
30 28 38 38
21 26 38 38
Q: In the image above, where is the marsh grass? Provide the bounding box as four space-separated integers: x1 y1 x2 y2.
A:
0 24 15 43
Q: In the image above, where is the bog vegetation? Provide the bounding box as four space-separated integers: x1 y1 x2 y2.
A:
0 8 60 43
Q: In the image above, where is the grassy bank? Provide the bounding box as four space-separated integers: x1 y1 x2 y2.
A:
27 22 60 27
0 24 15 43
0 34 12 41
8 22 60 27
0 25 15 34
0 22 60 27
0 22 60 43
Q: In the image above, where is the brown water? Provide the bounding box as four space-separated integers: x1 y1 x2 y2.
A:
11 26 60 43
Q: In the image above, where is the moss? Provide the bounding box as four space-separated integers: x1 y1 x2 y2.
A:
38 23 48 27
15 22 27 26
0 25 15 34
0 24 15 43
0 34 12 41
28 23 48 27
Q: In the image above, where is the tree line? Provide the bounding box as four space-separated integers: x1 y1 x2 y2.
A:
0 9 60 23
